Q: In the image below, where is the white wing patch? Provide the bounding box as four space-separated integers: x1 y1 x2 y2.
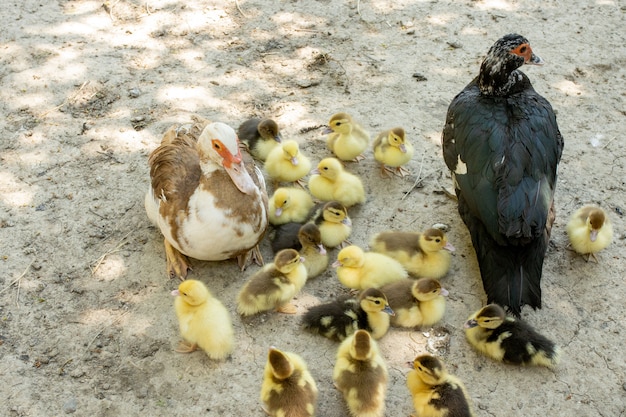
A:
454 155 468 175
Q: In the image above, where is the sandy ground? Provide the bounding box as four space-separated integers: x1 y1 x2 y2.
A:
1 0 625 416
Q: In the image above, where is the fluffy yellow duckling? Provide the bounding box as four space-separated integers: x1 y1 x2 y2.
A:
260 347 318 417
303 288 394 341
380 278 448 328
238 118 282 161
373 127 414 177
172 279 234 360
334 245 408 291
264 140 312 185
308 158 366 208
323 112 370 161
297 223 329 279
369 228 455 279
333 330 388 417
312 201 353 248
237 249 307 316
464 304 560 368
407 354 474 417
566 205 613 263
268 187 315 226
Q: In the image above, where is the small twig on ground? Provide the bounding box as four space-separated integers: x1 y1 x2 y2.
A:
357 0 361 16
401 152 425 200
91 231 132 275
0 260 34 296
84 310 131 352
235 0 249 18
38 81 89 119
602 136 616 149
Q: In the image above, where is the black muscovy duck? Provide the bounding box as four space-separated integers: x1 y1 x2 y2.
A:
442 34 564 316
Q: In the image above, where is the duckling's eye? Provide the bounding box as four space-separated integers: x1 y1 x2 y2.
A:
283 200 288 204
323 166 329 170
435 238 441 243
374 300 381 305
520 46 527 53
182 292 187 296
214 143 221 150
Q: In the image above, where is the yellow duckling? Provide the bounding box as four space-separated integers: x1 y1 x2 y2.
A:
308 158 366 208
260 347 318 417
297 223 329 279
464 304 560 368
333 330 388 417
312 201 353 248
302 288 395 341
369 228 455 279
323 112 370 161
373 127 414 177
268 187 315 226
380 278 448 328
407 354 474 417
172 279 234 360
566 205 613 263
334 245 408 291
264 140 312 186
237 249 307 316
237 118 282 161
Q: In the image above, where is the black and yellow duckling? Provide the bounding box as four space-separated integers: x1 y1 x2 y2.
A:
464 304 560 368
237 118 282 161
171 279 234 360
380 278 448 328
333 245 408 291
333 330 388 417
308 157 366 208
264 140 312 186
369 228 455 279
297 223 329 279
237 249 307 316
269 201 352 253
566 205 613 263
323 112 370 162
407 354 474 417
311 201 353 248
373 127 414 178
260 346 318 417
302 288 395 341
268 187 315 226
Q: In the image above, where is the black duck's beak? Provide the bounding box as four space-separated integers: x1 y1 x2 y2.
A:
528 53 544 65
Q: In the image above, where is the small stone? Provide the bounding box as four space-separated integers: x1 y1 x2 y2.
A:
412 73 427 82
63 398 77 414
128 88 142 98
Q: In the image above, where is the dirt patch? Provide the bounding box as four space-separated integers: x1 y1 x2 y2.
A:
1 1 624 416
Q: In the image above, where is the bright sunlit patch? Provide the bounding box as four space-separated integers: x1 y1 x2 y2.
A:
474 0 517 10
424 130 443 146
92 254 127 282
124 315 154 335
80 308 131 326
426 14 455 26
554 80 585 96
157 85 216 112
0 171 34 207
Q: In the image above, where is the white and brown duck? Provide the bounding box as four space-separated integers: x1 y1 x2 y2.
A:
145 116 269 279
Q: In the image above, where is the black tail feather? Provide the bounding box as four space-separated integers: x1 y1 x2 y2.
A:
465 213 547 317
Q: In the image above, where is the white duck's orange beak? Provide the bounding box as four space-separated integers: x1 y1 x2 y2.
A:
214 138 257 195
